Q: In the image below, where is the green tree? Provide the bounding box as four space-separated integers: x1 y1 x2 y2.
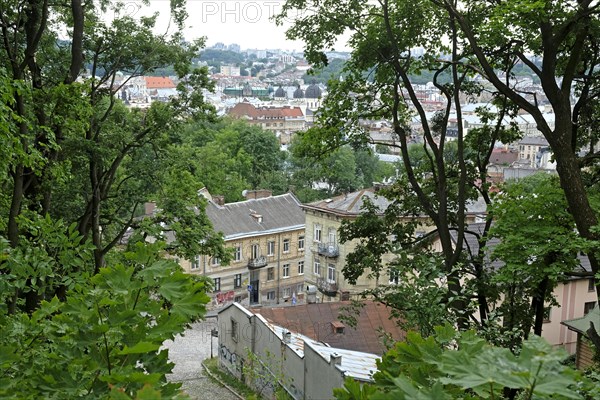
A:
487 173 596 347
334 325 594 399
0 240 210 398
276 0 600 339
0 1 224 397
175 118 288 201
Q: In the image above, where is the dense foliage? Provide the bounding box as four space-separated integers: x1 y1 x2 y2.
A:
334 325 599 399
0 0 224 397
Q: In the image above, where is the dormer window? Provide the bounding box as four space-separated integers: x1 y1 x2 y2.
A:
331 321 345 334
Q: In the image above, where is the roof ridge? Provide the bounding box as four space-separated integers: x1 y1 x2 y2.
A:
346 189 366 212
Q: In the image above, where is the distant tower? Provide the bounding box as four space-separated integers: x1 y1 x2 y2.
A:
242 82 253 97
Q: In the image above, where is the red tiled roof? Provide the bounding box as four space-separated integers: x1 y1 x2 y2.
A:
254 301 405 355
144 76 176 89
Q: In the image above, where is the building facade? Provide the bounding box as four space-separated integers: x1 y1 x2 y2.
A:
182 191 306 308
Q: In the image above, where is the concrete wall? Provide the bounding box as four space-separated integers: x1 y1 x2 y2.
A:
218 303 358 400
303 343 346 400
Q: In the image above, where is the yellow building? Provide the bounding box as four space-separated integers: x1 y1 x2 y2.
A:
301 188 486 302
182 190 306 309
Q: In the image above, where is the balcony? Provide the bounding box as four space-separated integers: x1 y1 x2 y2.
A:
247 255 267 269
317 277 338 297
317 242 339 258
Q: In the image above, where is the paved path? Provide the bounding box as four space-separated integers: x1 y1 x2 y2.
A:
163 319 239 400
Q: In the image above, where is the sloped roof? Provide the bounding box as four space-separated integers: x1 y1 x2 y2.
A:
561 307 600 335
220 302 380 382
206 193 305 239
144 76 176 89
303 188 393 217
518 135 549 146
254 300 405 355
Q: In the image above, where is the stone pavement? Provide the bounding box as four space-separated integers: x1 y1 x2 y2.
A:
162 318 239 400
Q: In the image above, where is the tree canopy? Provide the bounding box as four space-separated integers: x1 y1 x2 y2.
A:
277 0 600 353
0 0 225 397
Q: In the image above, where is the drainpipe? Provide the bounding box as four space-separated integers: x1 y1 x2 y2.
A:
276 233 281 304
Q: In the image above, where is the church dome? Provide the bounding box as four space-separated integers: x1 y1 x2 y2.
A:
274 85 286 98
293 85 304 99
305 82 322 99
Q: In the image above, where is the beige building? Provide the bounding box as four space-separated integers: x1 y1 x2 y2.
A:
301 187 485 302
301 188 395 301
227 102 306 139
518 135 550 167
182 190 306 308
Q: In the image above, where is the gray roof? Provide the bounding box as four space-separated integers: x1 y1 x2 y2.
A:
207 193 305 239
304 188 487 217
303 188 393 216
305 83 322 99
518 136 549 146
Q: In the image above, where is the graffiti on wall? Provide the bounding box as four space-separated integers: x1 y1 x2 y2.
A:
219 344 242 378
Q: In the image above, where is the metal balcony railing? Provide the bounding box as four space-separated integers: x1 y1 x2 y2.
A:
247 255 267 269
316 277 338 296
317 242 339 257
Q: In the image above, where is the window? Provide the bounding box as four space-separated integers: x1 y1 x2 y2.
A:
298 261 304 275
267 267 275 281
267 241 275 256
211 257 220 266
314 259 321 276
298 236 304 251
314 224 322 242
327 264 336 283
389 268 399 285
267 291 275 300
584 301 597 315
283 287 291 298
231 318 238 342
297 283 304 293
543 307 551 323
213 278 221 292
191 255 200 270
283 239 290 253
589 278 596 292
234 274 242 288
282 264 290 278
252 244 260 259
328 229 336 244
234 246 242 262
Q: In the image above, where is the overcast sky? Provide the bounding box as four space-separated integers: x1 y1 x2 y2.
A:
119 0 309 51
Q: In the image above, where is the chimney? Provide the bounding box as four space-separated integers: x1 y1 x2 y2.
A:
330 353 342 366
212 195 225 206
282 330 291 344
243 189 273 200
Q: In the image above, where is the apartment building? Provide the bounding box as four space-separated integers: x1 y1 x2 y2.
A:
182 190 306 308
